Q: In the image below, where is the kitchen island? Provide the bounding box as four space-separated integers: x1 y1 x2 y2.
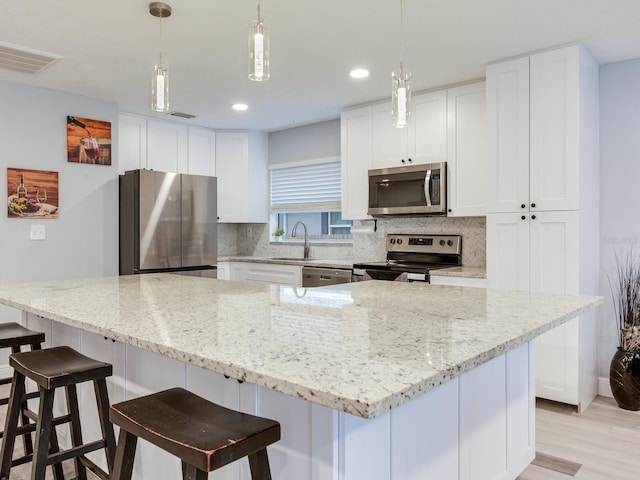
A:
0 275 601 480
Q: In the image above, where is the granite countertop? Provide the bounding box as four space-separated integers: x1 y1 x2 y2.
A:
0 275 600 418
219 256 486 278
218 256 353 269
429 266 487 279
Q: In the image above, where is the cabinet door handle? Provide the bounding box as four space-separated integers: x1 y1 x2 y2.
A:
407 158 412 164
521 215 526 220
531 214 536 220
521 204 526 209
401 159 406 164
531 203 536 208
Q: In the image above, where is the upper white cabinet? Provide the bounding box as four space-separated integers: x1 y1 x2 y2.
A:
215 131 268 223
486 44 600 410
187 126 216 176
341 106 373 220
446 82 487 217
341 86 484 220
118 113 147 174
118 113 216 177
486 47 583 214
146 119 189 173
371 90 447 169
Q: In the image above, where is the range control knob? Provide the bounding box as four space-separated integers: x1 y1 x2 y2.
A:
397 239 403 244
447 240 454 246
390 238 396 244
439 239 446 246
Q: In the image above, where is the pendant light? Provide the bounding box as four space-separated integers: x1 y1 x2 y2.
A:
249 2 270 81
150 2 171 112
392 0 411 128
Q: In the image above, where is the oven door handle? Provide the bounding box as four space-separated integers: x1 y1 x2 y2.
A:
424 169 432 207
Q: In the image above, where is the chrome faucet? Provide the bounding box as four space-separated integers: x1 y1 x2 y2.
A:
291 221 310 259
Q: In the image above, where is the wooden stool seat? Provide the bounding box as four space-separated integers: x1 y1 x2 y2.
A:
0 346 116 480
110 387 281 479
0 322 45 350
10 345 112 389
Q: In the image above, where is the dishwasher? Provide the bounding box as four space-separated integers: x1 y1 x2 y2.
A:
301 267 352 287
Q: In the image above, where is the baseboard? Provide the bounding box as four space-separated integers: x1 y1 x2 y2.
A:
598 376 613 398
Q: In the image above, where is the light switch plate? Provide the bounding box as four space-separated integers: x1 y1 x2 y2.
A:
30 224 46 240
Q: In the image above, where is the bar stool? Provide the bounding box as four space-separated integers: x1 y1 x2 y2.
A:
110 387 281 480
0 322 54 470
0 346 116 480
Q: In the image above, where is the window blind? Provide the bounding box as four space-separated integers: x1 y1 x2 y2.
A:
270 161 341 212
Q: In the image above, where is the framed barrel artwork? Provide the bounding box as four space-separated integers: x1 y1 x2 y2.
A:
7 168 59 218
66 116 112 165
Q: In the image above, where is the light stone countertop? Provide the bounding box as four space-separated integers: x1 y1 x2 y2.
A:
0 275 600 418
218 256 353 270
219 256 486 278
429 266 487 279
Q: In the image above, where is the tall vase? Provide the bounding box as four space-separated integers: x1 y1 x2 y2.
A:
609 347 640 411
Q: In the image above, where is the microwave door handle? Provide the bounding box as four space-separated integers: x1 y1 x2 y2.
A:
424 169 432 206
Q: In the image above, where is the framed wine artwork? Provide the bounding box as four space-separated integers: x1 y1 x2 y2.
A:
66 116 112 165
7 168 59 218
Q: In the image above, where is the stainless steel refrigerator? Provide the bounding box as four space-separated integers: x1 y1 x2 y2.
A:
119 169 217 277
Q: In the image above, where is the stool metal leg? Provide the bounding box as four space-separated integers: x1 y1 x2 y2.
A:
181 462 208 480
248 448 273 480
94 378 116 472
32 387 55 480
0 371 25 478
111 429 138 480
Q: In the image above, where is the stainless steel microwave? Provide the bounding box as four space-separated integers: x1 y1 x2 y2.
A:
368 162 447 216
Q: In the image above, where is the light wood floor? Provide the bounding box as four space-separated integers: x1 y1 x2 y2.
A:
518 396 640 480
0 389 637 479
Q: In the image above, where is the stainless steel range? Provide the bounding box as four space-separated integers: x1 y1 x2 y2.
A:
352 234 462 283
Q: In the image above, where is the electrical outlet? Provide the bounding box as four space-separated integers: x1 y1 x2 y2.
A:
30 224 46 240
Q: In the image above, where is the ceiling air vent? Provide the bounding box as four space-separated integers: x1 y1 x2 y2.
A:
168 111 196 119
0 41 62 74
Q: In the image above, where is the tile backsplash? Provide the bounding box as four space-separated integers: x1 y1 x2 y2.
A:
219 217 486 267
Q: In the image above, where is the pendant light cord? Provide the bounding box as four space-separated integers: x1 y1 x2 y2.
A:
399 0 404 71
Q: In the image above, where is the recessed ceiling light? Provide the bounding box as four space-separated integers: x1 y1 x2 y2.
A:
349 69 369 79
232 103 248 111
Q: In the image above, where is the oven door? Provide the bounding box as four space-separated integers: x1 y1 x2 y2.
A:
368 162 447 216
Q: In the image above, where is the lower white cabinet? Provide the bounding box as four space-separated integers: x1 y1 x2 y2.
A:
216 262 302 286
486 210 597 410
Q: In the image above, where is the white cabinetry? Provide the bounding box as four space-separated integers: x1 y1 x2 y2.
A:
118 113 147 174
216 131 268 223
118 113 216 177
371 90 447 169
341 86 484 220
340 106 372 220
446 82 486 217
187 126 216 176
486 44 600 410
146 119 188 173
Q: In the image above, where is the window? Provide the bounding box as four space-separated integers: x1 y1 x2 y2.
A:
270 159 352 239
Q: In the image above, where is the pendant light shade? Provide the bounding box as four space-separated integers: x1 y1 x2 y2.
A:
150 2 171 112
392 64 411 128
249 3 270 81
392 0 410 128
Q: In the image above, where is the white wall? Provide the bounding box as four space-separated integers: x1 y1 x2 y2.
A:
0 81 119 326
269 119 340 165
598 59 640 378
